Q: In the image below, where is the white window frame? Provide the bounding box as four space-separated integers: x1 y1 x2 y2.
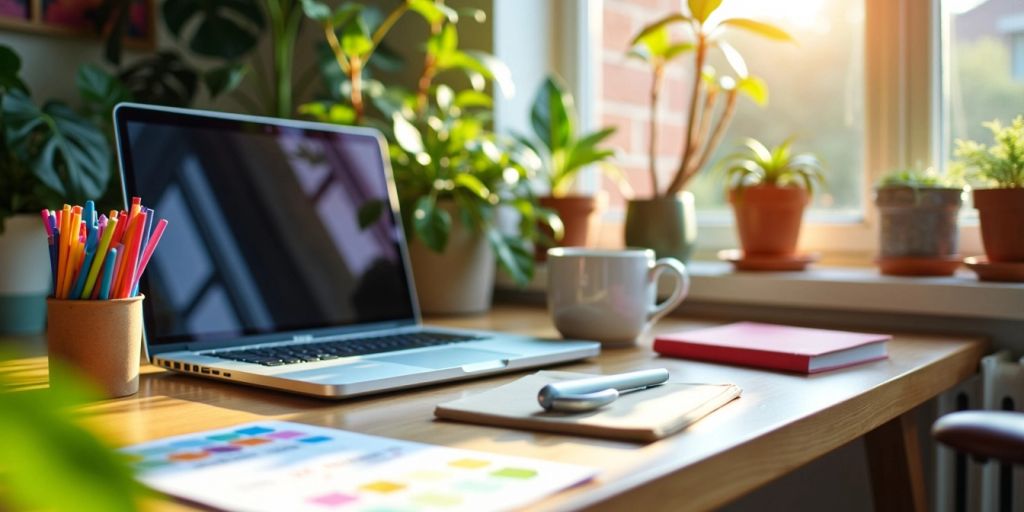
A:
523 0 986 263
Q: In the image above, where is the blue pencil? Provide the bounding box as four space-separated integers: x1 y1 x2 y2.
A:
98 248 118 300
47 236 57 295
69 238 97 300
52 228 60 297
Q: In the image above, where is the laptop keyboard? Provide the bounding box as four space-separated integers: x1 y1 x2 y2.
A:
209 331 485 366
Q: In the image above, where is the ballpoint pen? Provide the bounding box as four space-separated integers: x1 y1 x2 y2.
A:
537 368 670 412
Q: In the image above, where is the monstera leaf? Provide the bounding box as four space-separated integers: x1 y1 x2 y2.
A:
2 90 111 202
163 0 264 60
117 52 199 107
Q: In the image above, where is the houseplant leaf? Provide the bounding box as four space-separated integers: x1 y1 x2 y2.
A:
203 63 248 98
688 0 723 23
408 0 458 25
631 14 693 45
393 113 425 154
3 91 111 201
77 64 132 120
487 229 531 286
117 51 199 107
163 0 264 60
718 18 794 42
0 45 27 93
736 75 768 106
717 41 748 78
413 195 451 252
530 76 575 154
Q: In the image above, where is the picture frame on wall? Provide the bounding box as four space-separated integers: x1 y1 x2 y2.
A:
0 0 154 49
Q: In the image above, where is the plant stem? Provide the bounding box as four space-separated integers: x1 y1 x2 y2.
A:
684 88 738 185
349 56 364 124
668 33 707 196
648 64 664 196
324 23 351 74
274 3 303 117
415 22 442 115
371 5 409 50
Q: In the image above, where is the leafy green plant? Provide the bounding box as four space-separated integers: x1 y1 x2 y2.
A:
0 46 112 231
518 76 619 198
718 137 825 193
878 167 962 189
954 115 1024 188
629 0 793 196
0 356 145 512
390 85 558 285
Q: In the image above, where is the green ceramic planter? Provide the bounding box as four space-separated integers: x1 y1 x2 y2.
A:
624 192 697 263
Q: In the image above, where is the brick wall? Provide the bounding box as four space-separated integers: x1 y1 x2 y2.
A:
601 0 695 208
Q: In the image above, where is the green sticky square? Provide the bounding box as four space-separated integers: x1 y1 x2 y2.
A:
490 467 537 480
207 433 239 442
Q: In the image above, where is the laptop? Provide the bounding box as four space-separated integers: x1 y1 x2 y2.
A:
112 103 599 398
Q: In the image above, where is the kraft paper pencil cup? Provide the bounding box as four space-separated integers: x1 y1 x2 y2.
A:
46 295 145 398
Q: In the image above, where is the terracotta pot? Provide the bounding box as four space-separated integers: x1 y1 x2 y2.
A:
875 187 962 259
0 214 51 334
47 295 144 398
408 202 494 315
728 185 809 257
624 192 697 263
974 188 1024 262
535 194 600 260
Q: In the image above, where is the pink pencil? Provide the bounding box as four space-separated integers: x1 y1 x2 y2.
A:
127 219 167 296
40 209 52 236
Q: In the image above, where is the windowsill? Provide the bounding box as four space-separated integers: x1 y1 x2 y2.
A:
498 260 1024 322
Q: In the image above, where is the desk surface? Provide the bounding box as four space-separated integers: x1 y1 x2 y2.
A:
2 305 986 511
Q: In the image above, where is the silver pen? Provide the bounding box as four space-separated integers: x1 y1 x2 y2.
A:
537 368 671 412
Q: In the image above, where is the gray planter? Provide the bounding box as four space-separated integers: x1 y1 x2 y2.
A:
0 214 51 334
875 187 962 258
624 192 697 263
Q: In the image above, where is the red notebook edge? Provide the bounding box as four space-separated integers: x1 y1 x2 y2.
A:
653 339 813 373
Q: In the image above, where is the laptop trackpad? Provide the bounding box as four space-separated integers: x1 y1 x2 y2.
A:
372 348 515 370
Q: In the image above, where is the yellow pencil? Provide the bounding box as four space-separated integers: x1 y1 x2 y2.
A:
59 207 81 298
81 215 118 299
57 205 71 296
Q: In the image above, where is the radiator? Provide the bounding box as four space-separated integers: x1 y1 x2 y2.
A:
935 351 1024 512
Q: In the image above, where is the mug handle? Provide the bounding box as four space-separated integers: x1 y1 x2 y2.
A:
646 258 690 327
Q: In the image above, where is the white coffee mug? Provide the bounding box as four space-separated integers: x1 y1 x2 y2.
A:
546 248 690 345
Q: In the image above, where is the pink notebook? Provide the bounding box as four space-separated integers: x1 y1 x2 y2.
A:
654 322 890 374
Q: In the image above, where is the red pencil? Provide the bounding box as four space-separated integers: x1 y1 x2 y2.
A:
111 211 129 246
115 211 146 299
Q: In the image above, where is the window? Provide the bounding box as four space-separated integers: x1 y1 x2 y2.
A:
946 0 1024 154
600 0 866 221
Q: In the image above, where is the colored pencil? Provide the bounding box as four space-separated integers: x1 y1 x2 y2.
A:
131 208 155 296
82 215 119 299
40 210 52 236
129 219 167 296
98 247 119 301
69 237 97 300
111 213 143 299
118 211 147 299
57 205 71 296
59 208 82 299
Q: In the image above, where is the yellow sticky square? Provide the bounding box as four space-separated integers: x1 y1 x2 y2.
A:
359 481 406 494
448 458 490 469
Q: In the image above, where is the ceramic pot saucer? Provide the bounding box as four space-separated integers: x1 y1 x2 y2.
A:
876 256 962 277
718 249 820 271
963 256 1024 282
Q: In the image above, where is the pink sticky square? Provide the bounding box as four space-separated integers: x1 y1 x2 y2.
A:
267 430 306 440
308 492 358 507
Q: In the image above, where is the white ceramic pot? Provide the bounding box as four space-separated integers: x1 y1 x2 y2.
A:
0 214 52 333
407 204 495 315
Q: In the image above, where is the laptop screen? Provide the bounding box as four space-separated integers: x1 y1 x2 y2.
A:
115 105 416 351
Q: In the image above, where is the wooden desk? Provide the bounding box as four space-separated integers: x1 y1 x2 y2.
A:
2 305 987 511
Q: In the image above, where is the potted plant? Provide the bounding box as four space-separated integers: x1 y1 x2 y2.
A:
301 3 553 314
718 137 824 265
954 116 1024 268
0 46 112 334
625 0 791 262
874 168 964 276
519 75 618 259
